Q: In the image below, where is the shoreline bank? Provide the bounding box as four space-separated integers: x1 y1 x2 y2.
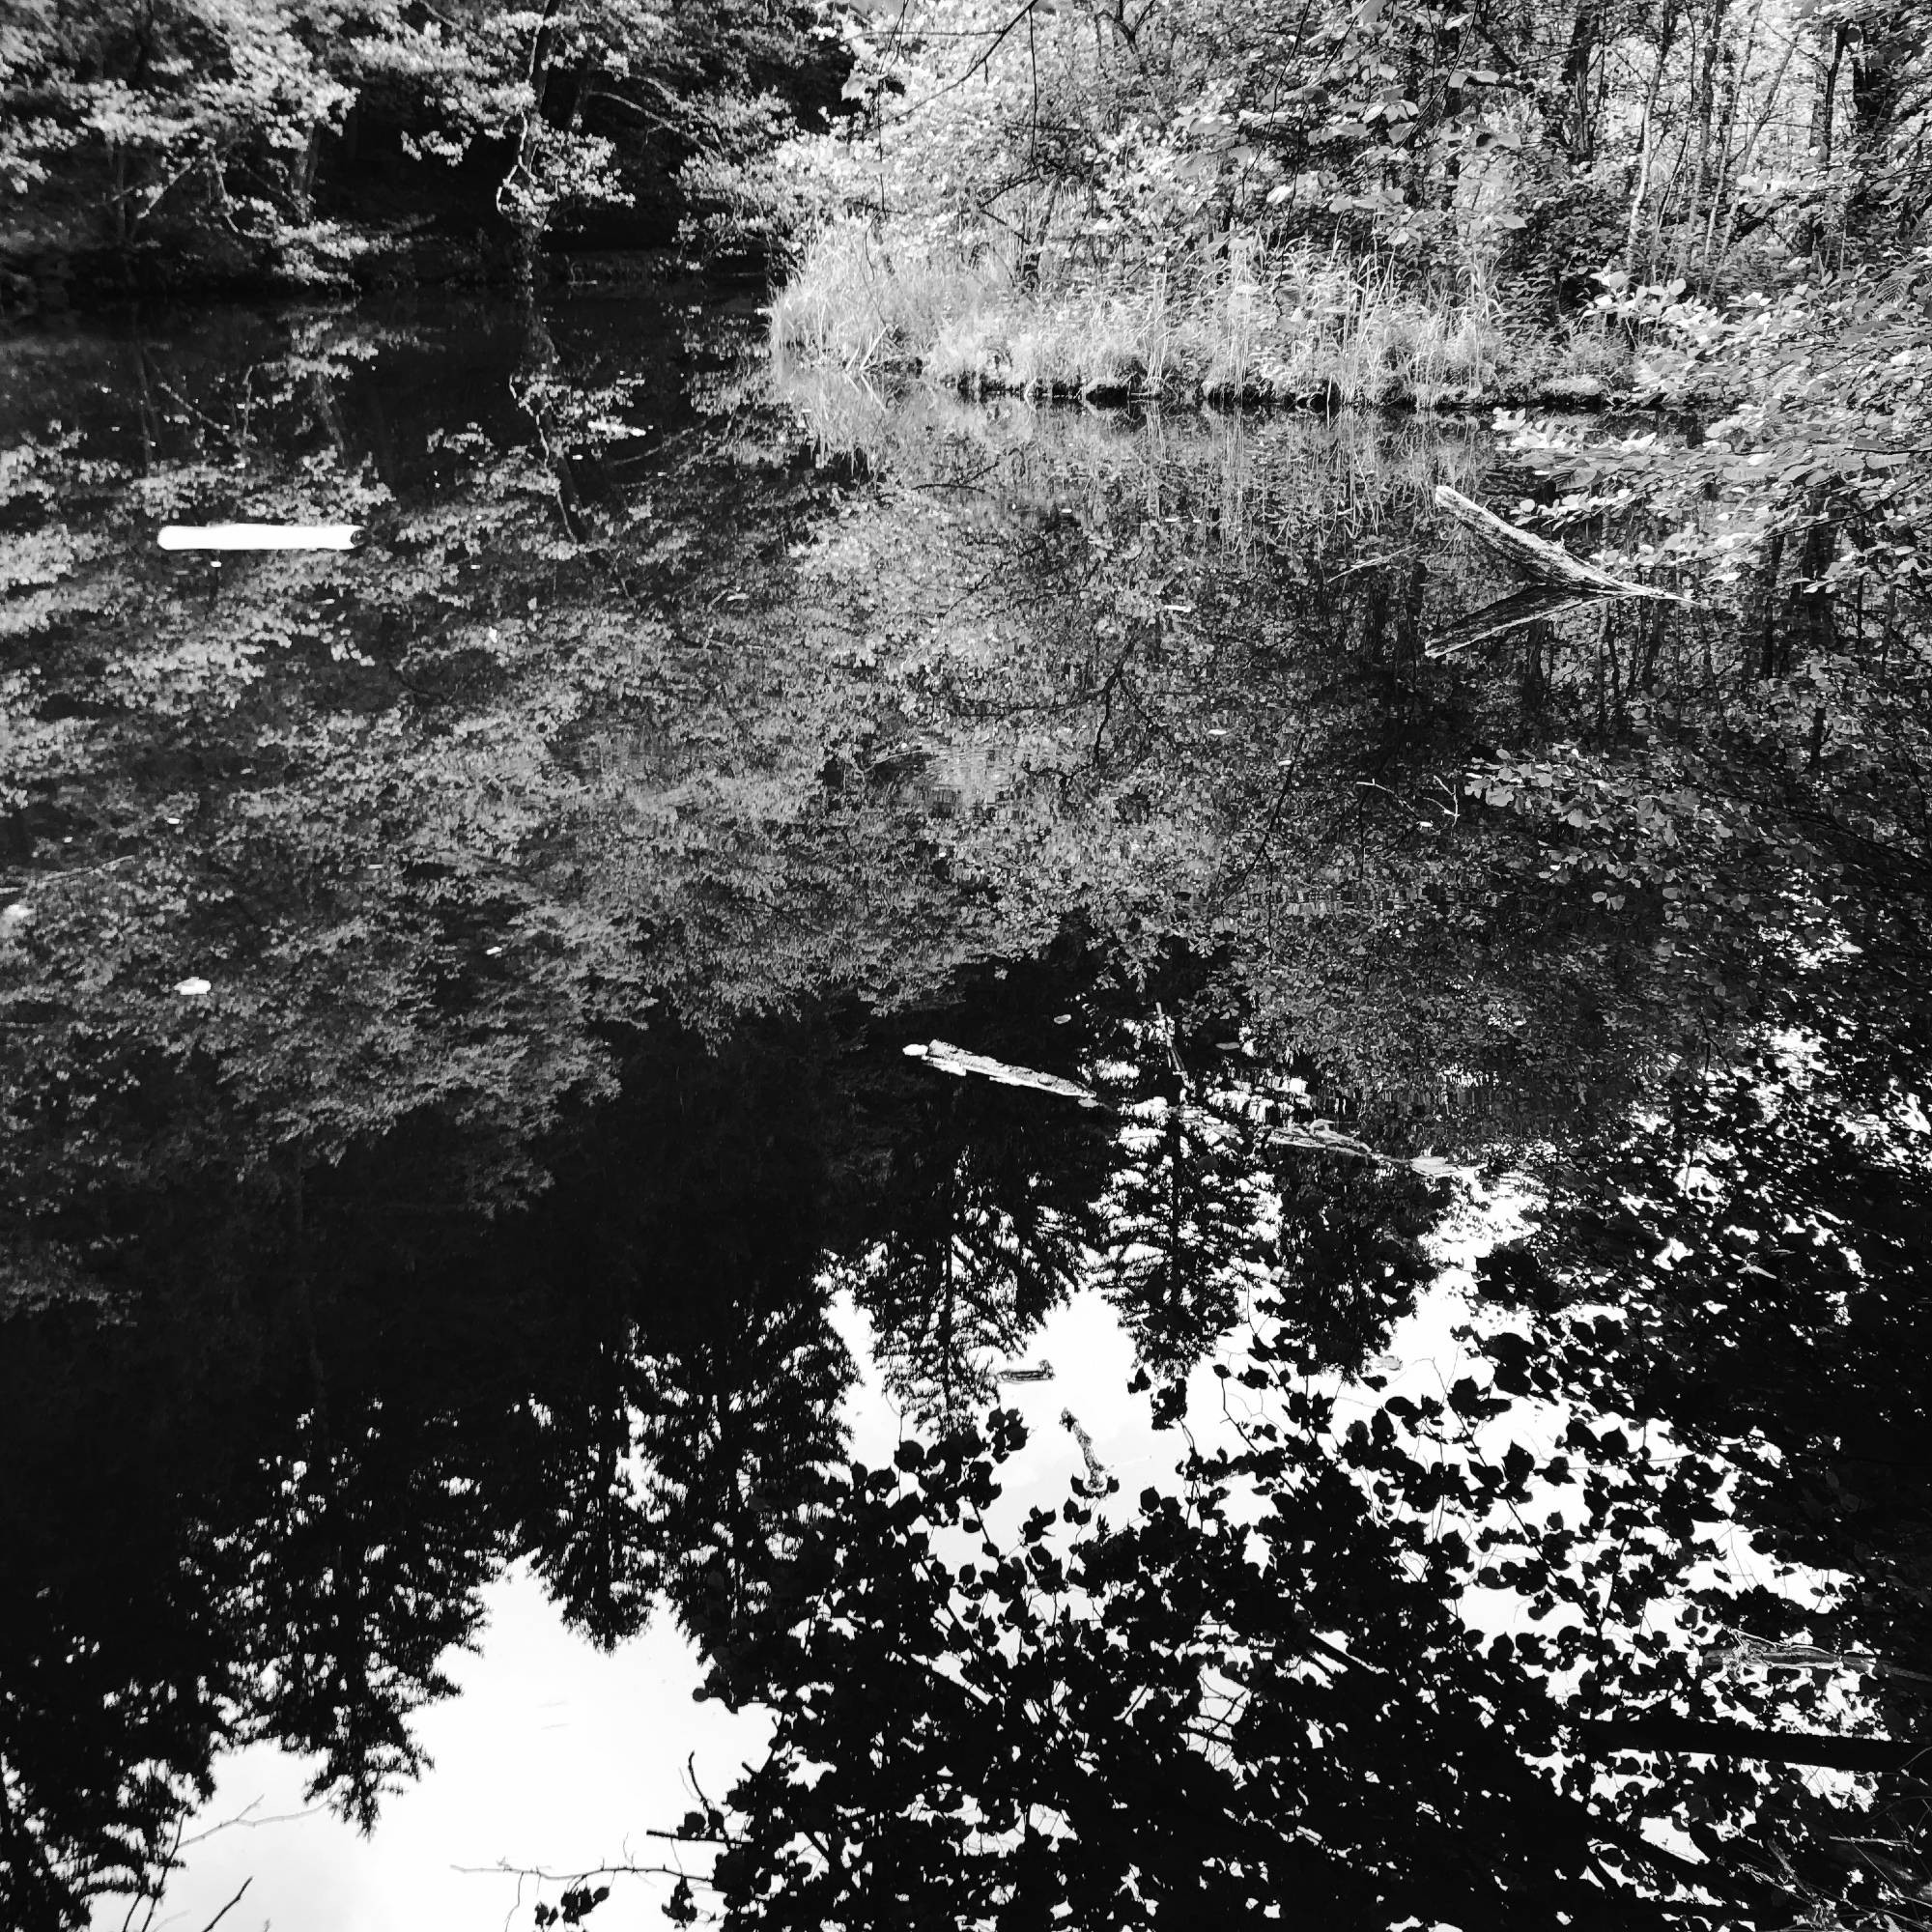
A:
766 225 1643 418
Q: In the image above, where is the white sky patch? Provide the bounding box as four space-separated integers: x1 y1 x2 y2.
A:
89 1568 768 1932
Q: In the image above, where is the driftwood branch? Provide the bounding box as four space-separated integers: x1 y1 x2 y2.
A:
1432 483 1693 606
992 1359 1056 1383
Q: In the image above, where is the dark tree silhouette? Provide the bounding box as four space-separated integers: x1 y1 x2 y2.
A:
668 1408 1826 1932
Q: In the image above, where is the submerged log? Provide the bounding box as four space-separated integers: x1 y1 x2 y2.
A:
1432 485 1691 604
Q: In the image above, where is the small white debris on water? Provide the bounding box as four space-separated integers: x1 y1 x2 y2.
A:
174 977 212 996
157 524 362 552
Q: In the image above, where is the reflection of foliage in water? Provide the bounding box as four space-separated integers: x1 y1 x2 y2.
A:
674 1395 1835 1931
10 299 1889 1239
6 302 1932 1929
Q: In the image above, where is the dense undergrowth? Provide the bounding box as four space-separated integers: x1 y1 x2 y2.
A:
0 0 838 304
749 0 1932 420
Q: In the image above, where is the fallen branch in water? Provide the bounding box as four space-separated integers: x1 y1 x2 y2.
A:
993 1359 1057 1383
1424 583 1611 659
1061 1407 1109 1486
1434 485 1689 598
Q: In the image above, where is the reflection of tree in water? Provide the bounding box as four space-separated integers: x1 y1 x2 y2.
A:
1267 1152 1442 1373
0 1278 257 1928
807 945 1114 1427
1095 1082 1262 1402
1095 1114 1446 1408
506 1293 853 1673
0 1027 843 1917
1089 973 1450 1401
675 1403 1840 1932
508 1301 662 1652
510 1029 857 1666
1485 1034 1932 1675
246 1394 501 1832
629 1292 851 1700
12 317 1932 1931
0 1541 235 1929
842 1079 1106 1426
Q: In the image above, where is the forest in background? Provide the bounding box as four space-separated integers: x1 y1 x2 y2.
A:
762 0 1932 404
4 0 1931 343
0 0 841 300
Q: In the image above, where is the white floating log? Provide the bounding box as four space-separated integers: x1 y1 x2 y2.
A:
157 524 363 552
992 1360 1057 1383
905 1039 1101 1107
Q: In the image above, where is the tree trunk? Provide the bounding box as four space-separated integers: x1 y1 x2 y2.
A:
1793 514 1837 664
1677 0 1729 279
1812 22 1845 169
1845 14 1916 245
1625 0 1680 274
1550 0 1605 167
1756 525 1783 676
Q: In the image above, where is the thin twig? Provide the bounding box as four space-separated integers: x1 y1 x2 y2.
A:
197 1877 252 1932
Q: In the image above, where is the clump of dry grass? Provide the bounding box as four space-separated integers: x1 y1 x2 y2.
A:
923 296 1150 397
769 221 1003 370
773 220 1629 409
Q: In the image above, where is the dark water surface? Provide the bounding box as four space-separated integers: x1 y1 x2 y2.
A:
5 295 1932 1931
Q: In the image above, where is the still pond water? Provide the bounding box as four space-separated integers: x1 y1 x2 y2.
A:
3 293 1931 1931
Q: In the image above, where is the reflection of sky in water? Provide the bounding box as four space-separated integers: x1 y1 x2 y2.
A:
121 1162 1843 1932
104 1576 768 1932
116 1290 1161 1931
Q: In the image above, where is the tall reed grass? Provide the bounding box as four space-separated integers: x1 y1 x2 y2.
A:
770 219 1627 408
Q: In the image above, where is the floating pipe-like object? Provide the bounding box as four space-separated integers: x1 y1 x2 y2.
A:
158 524 363 552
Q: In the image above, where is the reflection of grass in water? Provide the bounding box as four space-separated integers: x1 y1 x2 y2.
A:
771 356 1495 546
771 220 1629 408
